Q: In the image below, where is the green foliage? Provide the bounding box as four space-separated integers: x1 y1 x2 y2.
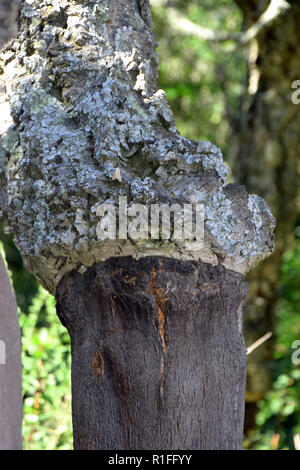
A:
0 228 73 449
0 232 73 449
153 0 245 154
244 240 300 450
20 287 72 450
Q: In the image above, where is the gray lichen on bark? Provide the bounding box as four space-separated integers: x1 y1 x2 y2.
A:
0 0 275 294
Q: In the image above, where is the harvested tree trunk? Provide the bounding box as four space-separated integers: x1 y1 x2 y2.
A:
0 0 275 450
57 257 248 450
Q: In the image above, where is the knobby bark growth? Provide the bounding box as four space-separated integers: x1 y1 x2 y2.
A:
57 256 248 449
0 0 275 449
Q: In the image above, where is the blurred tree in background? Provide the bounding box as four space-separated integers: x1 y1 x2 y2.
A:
0 232 72 450
0 0 299 449
228 1 300 429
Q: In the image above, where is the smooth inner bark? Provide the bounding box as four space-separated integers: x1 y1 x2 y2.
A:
57 256 248 450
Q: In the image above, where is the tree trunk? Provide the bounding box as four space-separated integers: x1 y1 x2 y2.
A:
231 0 300 409
0 254 22 450
57 256 247 450
0 0 22 451
0 0 274 450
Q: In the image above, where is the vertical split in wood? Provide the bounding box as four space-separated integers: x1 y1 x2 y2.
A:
147 266 168 403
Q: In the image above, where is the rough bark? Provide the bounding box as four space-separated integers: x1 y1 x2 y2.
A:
231 0 300 406
57 256 248 450
0 0 275 450
0 0 274 294
0 254 22 450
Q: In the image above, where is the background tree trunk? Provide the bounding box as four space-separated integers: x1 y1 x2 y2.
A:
230 0 300 422
0 254 22 450
0 0 22 450
57 256 248 450
0 0 20 47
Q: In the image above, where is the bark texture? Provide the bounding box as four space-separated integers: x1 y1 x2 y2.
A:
0 0 274 295
57 256 248 450
231 0 300 403
0 254 22 450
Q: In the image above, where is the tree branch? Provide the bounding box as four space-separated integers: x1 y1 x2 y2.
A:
163 0 290 50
